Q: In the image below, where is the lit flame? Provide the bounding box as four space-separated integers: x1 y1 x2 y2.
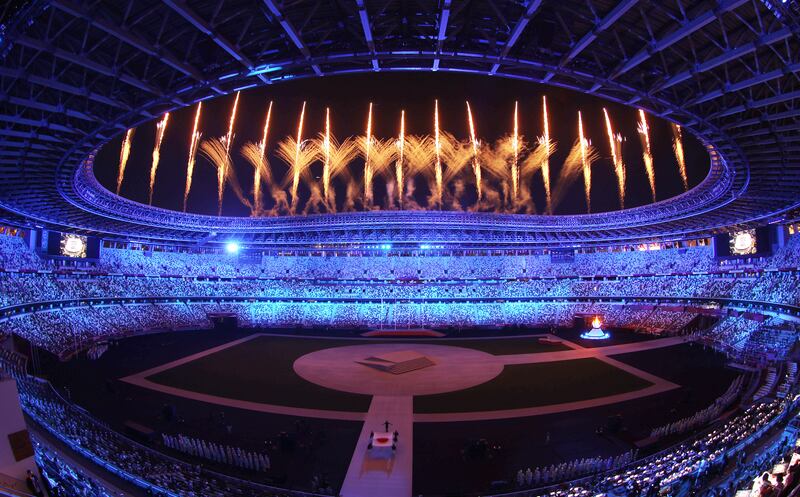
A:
637 109 656 202
672 123 688 191
603 108 626 209
466 101 481 200
116 128 134 195
592 317 601 328
148 112 169 205
183 103 202 211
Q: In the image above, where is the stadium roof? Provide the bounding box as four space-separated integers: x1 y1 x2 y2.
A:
0 0 799 247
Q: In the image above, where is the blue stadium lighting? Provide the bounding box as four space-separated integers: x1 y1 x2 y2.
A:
225 242 240 254
247 64 283 76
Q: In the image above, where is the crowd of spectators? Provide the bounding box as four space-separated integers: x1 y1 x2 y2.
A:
19 378 328 497
649 375 744 439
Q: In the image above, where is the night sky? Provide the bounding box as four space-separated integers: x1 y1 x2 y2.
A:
93 73 709 216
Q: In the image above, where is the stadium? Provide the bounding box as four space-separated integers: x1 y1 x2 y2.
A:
1 1 800 496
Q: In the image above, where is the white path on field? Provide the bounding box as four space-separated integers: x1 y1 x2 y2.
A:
340 396 413 497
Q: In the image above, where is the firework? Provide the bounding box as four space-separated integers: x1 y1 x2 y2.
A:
511 101 520 202
291 101 307 210
541 96 552 214
116 128 134 195
322 107 332 203
251 101 273 215
466 101 481 200
200 137 253 212
603 108 626 209
637 109 656 202
148 113 169 205
362 102 374 206
434 100 443 206
671 123 688 191
578 111 592 213
396 110 405 206
182 103 202 212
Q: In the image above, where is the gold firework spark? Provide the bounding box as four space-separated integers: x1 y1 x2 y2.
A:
322 107 332 203
252 101 273 215
116 128 134 195
671 123 688 191
396 110 405 206
512 101 520 202
637 109 656 202
183 103 202 211
578 111 592 213
541 96 552 214
291 101 307 210
362 102 374 206
148 113 169 205
434 100 443 206
466 101 481 200
603 108 626 209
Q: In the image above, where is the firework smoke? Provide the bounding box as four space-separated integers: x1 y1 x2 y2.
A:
183 103 202 211
603 108 626 209
637 109 656 202
148 113 169 205
116 128 134 195
671 123 688 191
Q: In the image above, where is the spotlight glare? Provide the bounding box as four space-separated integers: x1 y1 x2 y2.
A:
225 241 240 254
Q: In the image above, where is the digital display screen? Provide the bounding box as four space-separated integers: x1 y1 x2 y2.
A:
729 229 757 256
60 234 87 258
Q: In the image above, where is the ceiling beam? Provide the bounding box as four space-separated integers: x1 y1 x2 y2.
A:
654 28 792 92
50 0 217 89
687 61 800 106
710 89 800 120
608 0 748 81
355 0 378 71
15 35 170 98
262 0 322 76
432 0 452 71
543 0 639 82
0 114 80 134
162 0 270 84
724 107 800 130
490 0 543 75
0 93 97 122
0 67 131 110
